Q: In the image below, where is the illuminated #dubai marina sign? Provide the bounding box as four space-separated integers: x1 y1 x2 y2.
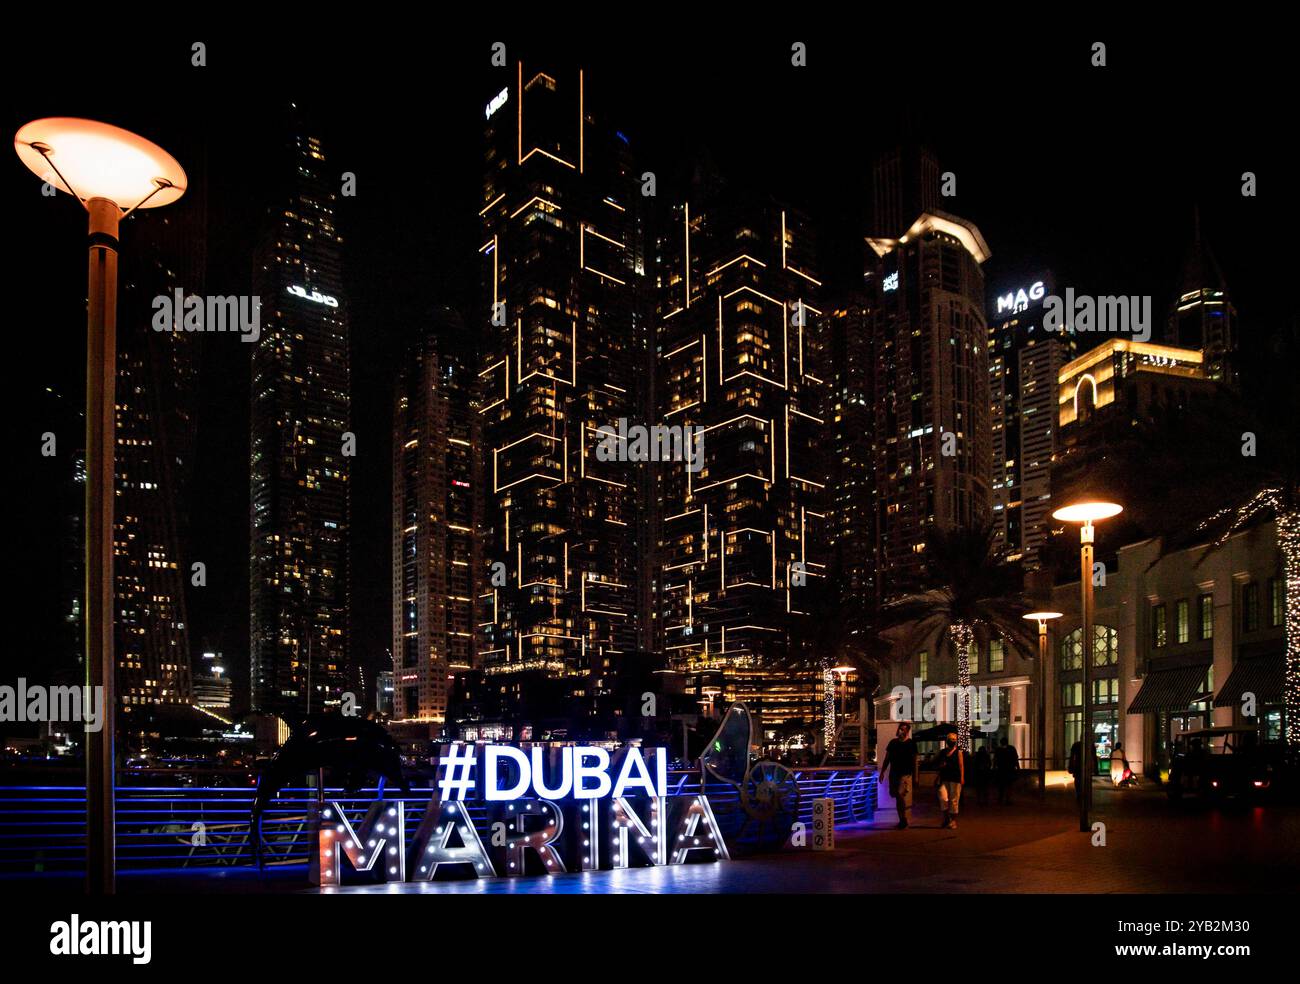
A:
318 744 729 885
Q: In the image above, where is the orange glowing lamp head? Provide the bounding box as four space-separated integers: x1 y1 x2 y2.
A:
1023 611 1064 625
1051 500 1123 524
14 117 186 208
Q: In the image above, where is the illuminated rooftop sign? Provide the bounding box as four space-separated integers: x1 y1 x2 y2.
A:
286 285 339 307
485 87 509 120
996 281 1045 315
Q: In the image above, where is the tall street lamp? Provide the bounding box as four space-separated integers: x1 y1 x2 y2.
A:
701 686 722 719
832 665 854 722
1023 611 1063 803
1051 499 1123 832
15 118 187 895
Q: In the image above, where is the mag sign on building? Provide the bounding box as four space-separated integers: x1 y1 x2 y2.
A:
319 745 728 885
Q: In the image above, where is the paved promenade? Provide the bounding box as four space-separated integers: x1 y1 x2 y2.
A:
8 778 1278 895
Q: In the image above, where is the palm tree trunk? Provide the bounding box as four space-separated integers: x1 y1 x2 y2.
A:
1279 509 1300 750
821 657 835 753
950 623 974 749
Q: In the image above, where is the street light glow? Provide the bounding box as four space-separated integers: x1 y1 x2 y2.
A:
1051 501 1123 524
1023 611 1064 623
14 117 187 208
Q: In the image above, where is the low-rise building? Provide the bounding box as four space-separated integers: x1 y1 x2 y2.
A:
874 518 1284 779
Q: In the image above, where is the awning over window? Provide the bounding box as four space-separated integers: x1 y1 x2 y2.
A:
1127 659 1212 714
1214 655 1284 708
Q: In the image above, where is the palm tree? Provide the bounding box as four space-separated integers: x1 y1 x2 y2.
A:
788 564 892 752
880 523 1036 748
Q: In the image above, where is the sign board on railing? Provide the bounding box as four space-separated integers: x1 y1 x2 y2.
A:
812 797 834 850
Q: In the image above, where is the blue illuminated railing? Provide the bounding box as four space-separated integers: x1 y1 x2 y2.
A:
0 767 875 873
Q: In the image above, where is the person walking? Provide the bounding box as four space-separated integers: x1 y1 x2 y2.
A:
973 744 992 806
995 738 1020 804
935 730 965 829
1068 739 1083 805
880 721 919 829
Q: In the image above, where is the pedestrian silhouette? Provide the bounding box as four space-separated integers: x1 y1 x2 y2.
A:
995 737 1019 804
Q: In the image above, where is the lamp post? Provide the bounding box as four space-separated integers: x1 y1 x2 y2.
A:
15 119 186 894
1023 611 1063 803
1051 499 1122 832
701 686 722 719
832 666 854 721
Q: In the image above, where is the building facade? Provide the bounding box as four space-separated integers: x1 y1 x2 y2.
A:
987 275 1075 567
392 315 482 725
826 293 878 605
113 174 208 712
868 211 993 592
1164 216 1238 387
653 182 830 746
1052 337 1216 522
1046 522 1284 778
874 520 1285 777
249 112 352 720
476 63 646 730
192 650 232 713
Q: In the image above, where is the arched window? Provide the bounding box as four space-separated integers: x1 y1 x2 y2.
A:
1074 373 1099 423
1060 625 1118 670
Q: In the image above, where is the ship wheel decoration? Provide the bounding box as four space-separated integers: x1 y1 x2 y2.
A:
740 759 800 824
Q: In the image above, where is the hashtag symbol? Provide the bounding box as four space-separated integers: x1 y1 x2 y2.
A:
437 743 477 801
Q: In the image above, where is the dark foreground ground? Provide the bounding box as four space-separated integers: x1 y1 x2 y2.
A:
7 777 1298 894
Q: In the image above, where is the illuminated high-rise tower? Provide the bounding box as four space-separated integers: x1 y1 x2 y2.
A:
477 63 645 720
1166 211 1238 387
392 312 482 724
654 175 830 742
868 210 993 591
987 274 1075 568
113 152 208 713
250 110 351 720
826 293 878 604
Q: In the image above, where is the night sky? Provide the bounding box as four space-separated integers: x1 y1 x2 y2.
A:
10 29 1294 709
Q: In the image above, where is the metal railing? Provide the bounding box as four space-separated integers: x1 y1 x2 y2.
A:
0 767 876 873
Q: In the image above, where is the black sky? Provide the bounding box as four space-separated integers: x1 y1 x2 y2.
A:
10 27 1295 708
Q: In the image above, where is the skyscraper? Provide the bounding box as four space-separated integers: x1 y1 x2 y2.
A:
477 63 644 724
826 293 878 603
249 111 351 720
987 274 1075 567
654 177 830 743
868 210 993 590
392 312 482 724
1165 212 1238 387
113 175 208 712
1015 328 1075 569
869 144 942 240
